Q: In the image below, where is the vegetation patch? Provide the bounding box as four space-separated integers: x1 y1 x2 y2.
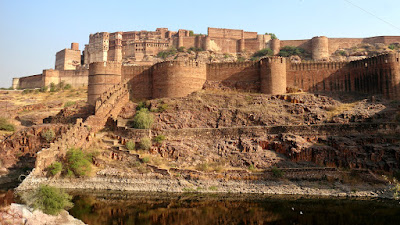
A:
139 137 152 150
125 140 135 150
64 101 76 108
21 185 73 215
271 166 284 178
279 46 306 58
157 47 177 59
47 162 62 176
133 108 154 129
41 129 55 142
153 134 166 144
252 48 273 58
65 148 92 177
0 117 15 131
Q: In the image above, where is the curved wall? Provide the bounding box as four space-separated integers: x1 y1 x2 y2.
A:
260 57 287 94
152 61 206 98
271 39 281 55
312 36 329 61
88 61 122 105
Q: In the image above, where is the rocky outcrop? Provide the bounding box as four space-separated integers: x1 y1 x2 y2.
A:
0 203 85 225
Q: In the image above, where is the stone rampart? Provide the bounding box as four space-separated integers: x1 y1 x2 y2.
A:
88 61 122 106
16 74 43 89
152 60 206 98
260 57 287 94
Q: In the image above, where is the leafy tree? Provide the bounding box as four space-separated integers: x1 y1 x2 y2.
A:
279 46 306 57
265 33 278 40
133 108 154 129
65 148 92 177
252 48 273 58
22 185 73 215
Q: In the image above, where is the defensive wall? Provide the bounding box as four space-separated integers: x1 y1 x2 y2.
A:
13 67 88 89
86 53 400 106
279 36 400 60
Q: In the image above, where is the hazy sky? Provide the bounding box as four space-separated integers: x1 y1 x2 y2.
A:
1 0 400 87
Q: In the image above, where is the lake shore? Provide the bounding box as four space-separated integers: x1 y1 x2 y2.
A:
16 174 396 199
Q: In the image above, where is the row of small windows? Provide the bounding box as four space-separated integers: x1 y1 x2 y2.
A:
135 43 168 47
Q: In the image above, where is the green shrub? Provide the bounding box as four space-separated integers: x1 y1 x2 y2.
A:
177 46 186 52
187 47 203 53
189 30 194 36
41 129 55 142
337 50 347 56
388 43 400 50
252 48 273 59
157 103 168 112
153 134 166 144
142 157 150 163
139 137 151 150
64 101 76 108
0 117 15 131
136 101 149 111
22 185 73 215
65 148 92 177
63 83 72 90
22 89 34 94
40 86 48 92
157 47 177 59
133 108 154 129
279 46 306 58
223 53 231 59
237 56 245 62
125 140 135 150
47 162 62 176
248 164 256 171
271 166 284 178
265 32 277 40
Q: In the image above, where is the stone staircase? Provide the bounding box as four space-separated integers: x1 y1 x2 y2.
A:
23 79 131 178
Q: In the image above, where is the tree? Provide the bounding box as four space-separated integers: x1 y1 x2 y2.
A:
252 48 273 58
133 108 154 129
265 33 278 40
279 46 306 57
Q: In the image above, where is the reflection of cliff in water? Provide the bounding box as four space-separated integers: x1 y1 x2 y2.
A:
68 192 400 225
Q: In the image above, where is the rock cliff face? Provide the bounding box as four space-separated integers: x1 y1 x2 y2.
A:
113 91 400 174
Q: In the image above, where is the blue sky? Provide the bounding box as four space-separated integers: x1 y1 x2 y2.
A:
1 0 400 87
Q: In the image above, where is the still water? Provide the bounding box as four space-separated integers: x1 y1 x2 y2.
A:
68 191 400 225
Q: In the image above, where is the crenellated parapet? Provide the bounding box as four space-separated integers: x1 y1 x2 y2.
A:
289 61 348 71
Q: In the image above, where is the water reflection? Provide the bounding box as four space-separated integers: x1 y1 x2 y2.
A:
68 192 400 225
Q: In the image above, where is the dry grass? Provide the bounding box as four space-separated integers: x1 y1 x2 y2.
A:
325 102 358 121
9 87 87 107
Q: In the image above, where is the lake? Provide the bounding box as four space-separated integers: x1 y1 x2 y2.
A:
68 191 400 225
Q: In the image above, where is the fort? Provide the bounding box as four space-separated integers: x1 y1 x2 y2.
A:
11 27 400 102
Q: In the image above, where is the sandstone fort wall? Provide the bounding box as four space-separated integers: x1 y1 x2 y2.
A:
286 62 348 92
122 65 153 100
206 61 260 91
152 61 207 98
88 61 122 106
17 74 43 89
260 57 287 94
